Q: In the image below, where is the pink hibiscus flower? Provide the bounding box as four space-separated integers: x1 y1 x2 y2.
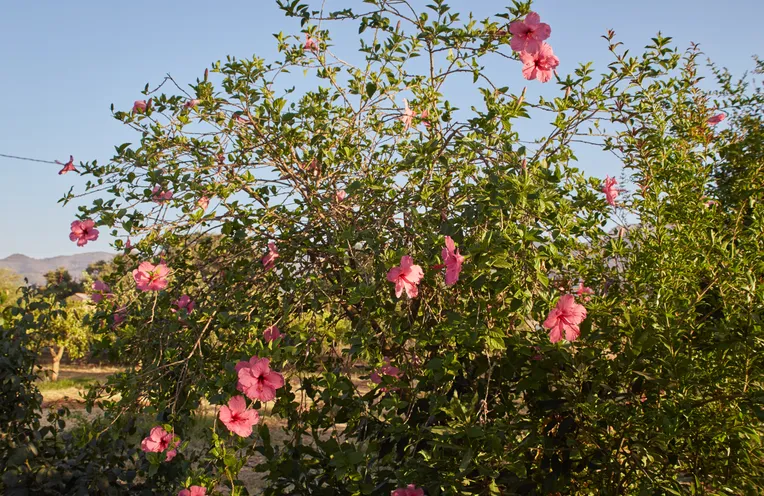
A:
69 220 99 247
91 280 113 303
178 486 207 496
370 357 403 385
419 109 431 129
261 242 279 271
531 345 543 361
113 307 127 327
140 426 180 461
56 155 78 175
303 33 319 52
602 175 622 207
233 111 249 124
140 426 170 453
391 484 425 496
173 295 195 314
219 395 260 437
235 356 285 402
336 190 347 202
132 262 170 291
152 185 173 203
707 113 725 125
576 281 594 302
184 99 200 109
441 236 465 286
263 325 283 343
197 196 210 210
519 42 559 83
133 100 147 113
296 157 321 178
543 294 587 343
399 98 416 131
387 255 424 298
509 11 551 54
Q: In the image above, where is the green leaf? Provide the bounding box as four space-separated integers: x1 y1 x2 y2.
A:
365 82 377 98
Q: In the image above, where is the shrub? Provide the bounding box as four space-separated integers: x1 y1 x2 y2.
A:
6 1 764 494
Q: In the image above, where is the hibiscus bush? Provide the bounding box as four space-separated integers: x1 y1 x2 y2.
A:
5 1 763 494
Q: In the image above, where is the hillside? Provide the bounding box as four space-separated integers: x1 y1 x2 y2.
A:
0 252 115 286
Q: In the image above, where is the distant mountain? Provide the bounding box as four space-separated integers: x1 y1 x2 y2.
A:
0 252 115 286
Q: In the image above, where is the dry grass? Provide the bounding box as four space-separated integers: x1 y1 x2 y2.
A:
38 364 121 407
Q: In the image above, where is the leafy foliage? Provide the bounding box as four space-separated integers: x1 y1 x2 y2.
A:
0 268 24 316
4 1 764 495
0 289 192 495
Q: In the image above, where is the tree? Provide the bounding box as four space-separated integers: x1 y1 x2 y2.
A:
41 299 93 381
0 268 23 315
85 259 117 280
42 267 83 301
30 269 92 381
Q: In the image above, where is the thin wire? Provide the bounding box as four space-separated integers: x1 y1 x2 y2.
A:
0 153 61 165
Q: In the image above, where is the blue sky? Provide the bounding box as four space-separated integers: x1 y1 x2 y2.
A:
1 0 762 259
